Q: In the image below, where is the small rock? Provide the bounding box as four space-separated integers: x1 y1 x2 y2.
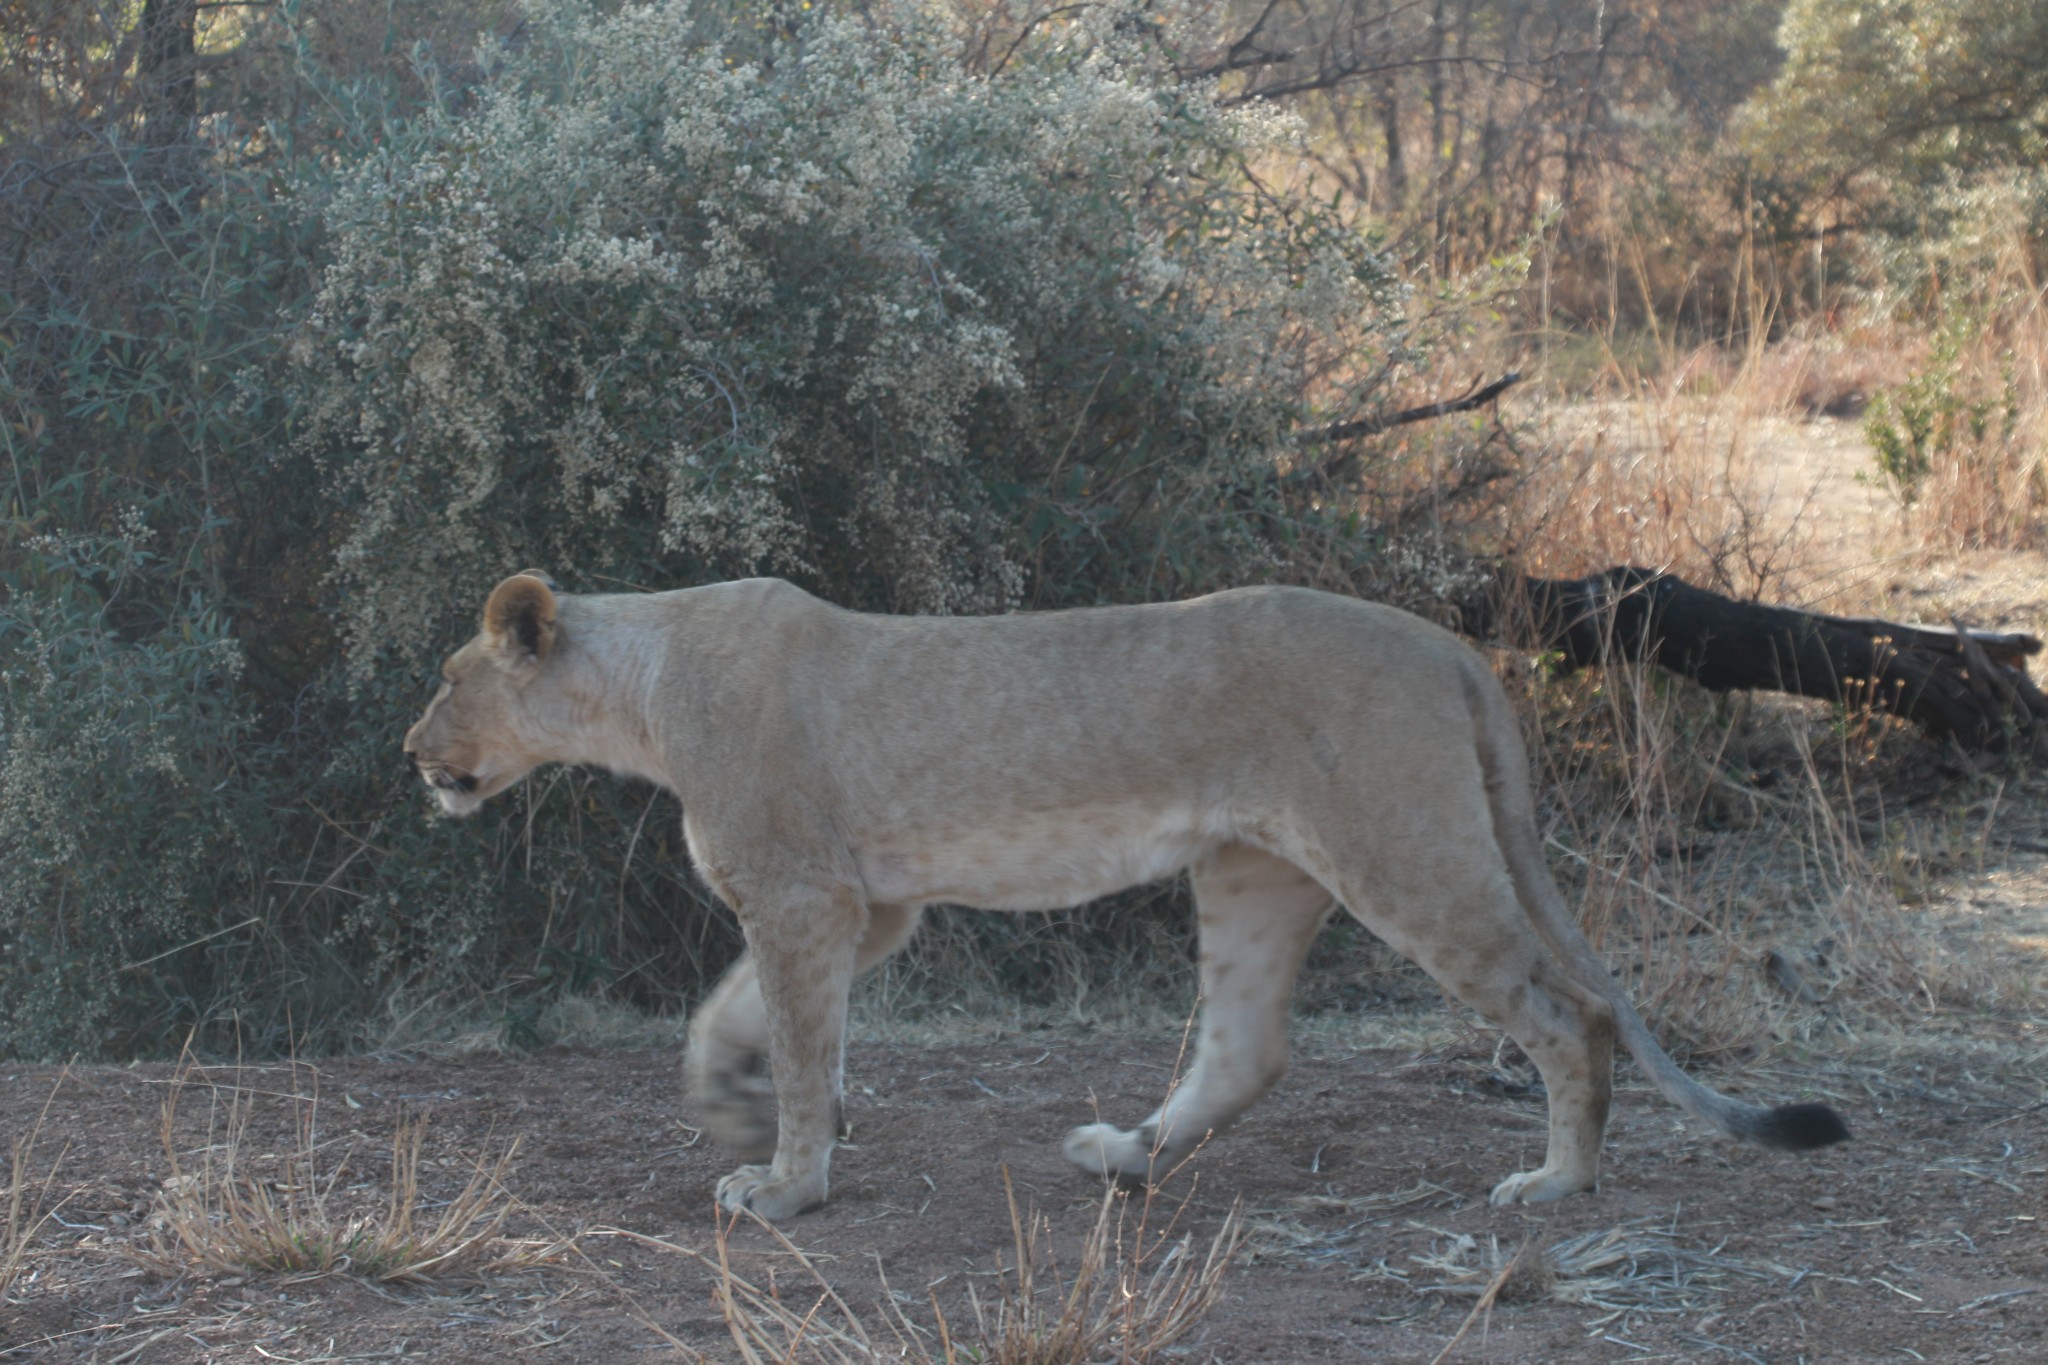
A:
1810 1194 1838 1211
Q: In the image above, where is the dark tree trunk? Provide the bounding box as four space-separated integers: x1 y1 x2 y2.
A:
1377 85 1407 214
139 0 198 145
1459 566 2048 754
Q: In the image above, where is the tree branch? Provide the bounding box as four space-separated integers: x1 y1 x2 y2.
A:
1301 371 1522 448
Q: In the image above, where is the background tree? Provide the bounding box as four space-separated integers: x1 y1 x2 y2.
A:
1745 0 2048 206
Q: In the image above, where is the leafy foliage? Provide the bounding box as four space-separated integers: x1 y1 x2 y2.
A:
1749 0 2048 190
0 525 256 1057
1864 308 2047 546
298 2 1403 673
1865 319 1985 506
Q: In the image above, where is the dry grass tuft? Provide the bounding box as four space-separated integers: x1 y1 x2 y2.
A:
1422 1236 1554 1365
2 1074 72 1301
1509 657 1818 1059
1866 202 2048 552
1247 1181 1461 1272
1517 393 1820 601
1476 333 2048 1061
1524 639 2042 1049
1258 1200 1785 1361
609 1170 1241 1364
1415 1219 1781 1321
143 1056 559 1284
933 1172 1239 1365
1739 326 1919 420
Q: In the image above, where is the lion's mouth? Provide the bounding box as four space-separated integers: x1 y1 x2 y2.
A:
417 761 482 796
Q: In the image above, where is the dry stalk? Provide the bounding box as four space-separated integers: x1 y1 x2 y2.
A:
1882 234 2048 552
1770 712 2013 1019
1525 648 1785 1060
598 1215 898 1365
1518 392 1813 602
1426 1238 1535 1365
2 1071 74 1301
955 1168 1240 1364
716 1210 881 1365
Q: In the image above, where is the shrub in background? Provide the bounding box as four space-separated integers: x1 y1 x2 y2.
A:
298 2 1403 673
1862 176 2048 547
0 525 256 1058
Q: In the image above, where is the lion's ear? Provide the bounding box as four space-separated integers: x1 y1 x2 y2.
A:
483 572 558 667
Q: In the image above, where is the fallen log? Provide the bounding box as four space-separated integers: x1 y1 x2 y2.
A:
1457 566 2048 754
1302 376 2045 753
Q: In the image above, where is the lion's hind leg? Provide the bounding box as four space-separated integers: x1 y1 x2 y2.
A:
1470 951 1615 1204
688 901 922 1162
1064 844 1332 1185
1351 866 1616 1205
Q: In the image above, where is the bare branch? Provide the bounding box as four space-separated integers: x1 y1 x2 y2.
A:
1300 371 1522 448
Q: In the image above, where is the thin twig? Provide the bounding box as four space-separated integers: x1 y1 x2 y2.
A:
1427 1240 1528 1365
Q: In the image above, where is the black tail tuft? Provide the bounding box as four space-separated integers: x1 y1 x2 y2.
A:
1754 1101 1851 1151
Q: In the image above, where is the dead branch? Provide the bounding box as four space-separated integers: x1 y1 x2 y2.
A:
1302 371 1523 448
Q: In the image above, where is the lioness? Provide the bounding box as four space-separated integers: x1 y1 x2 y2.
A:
405 572 1847 1219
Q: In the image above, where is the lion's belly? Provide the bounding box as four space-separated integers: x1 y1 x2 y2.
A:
856 805 1233 911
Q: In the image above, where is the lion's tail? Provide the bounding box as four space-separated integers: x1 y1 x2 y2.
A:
1466 665 1850 1152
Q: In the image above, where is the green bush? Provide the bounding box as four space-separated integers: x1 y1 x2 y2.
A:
0 0 525 1056
1864 317 1991 506
0 524 257 1057
299 2 1404 671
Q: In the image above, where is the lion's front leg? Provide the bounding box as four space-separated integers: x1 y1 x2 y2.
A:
706 885 873 1220
688 902 923 1165
687 953 778 1161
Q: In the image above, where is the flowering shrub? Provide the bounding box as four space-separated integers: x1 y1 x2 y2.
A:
299 0 1403 672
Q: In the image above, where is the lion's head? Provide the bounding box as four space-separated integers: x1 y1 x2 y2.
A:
402 571 563 817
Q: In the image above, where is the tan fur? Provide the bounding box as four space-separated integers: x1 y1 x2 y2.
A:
404 573 1840 1220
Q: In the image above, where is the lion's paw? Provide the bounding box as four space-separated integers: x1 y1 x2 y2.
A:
1062 1122 1160 1184
715 1164 826 1220
1487 1168 1596 1205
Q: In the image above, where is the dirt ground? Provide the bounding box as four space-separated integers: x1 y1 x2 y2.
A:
3 1031 2045 1364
